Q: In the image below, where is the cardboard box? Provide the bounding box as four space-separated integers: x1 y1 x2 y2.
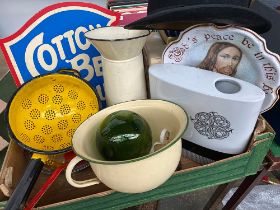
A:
0 115 274 209
0 31 275 209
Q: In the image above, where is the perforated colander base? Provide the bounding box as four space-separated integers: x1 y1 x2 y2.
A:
8 74 99 153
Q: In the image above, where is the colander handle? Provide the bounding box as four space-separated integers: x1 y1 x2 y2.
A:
5 159 44 210
65 156 100 188
24 165 67 210
57 69 81 77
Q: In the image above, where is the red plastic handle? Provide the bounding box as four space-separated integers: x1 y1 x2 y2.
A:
24 165 67 210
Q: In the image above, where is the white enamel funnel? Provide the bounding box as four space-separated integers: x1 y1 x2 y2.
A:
85 27 150 106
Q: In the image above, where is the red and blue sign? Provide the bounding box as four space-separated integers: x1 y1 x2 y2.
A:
0 2 120 108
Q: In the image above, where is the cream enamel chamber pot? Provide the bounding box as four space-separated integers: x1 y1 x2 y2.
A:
65 100 188 193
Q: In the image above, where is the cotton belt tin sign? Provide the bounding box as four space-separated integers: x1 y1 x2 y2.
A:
0 2 120 108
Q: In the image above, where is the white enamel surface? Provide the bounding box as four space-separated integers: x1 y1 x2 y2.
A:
90 140 181 193
102 53 147 106
85 26 149 40
162 24 280 113
85 27 150 60
67 100 187 193
149 64 265 154
85 26 149 105
150 64 265 102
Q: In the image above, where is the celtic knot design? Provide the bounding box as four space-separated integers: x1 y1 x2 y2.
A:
191 112 233 140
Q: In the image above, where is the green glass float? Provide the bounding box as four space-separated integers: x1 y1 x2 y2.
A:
96 110 152 161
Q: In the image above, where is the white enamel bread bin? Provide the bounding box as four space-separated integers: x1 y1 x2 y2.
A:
149 64 265 154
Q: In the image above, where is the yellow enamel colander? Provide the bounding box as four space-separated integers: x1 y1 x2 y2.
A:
5 69 100 209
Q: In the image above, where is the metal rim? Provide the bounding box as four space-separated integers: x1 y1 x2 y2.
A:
73 99 189 165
